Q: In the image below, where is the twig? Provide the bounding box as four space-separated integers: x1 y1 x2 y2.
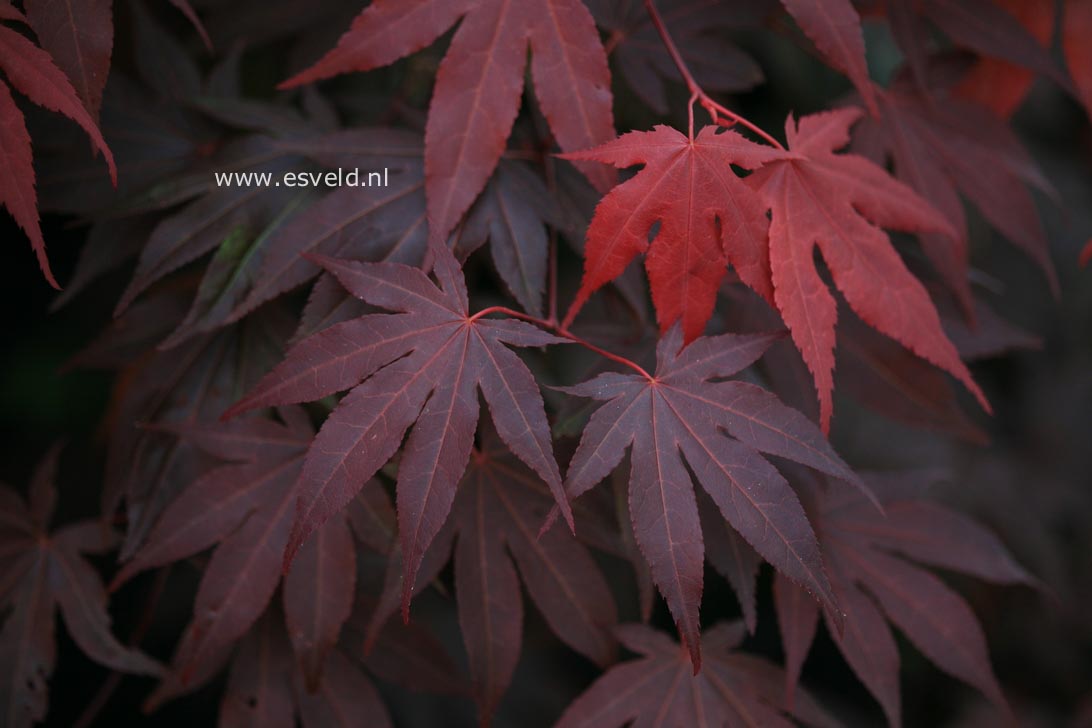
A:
469 306 654 381
643 0 786 150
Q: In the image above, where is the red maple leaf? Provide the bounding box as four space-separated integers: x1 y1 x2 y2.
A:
280 0 616 241
559 324 868 668
561 124 786 341
226 243 572 614
745 107 988 432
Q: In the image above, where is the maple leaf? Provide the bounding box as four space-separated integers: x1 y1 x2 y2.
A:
109 411 348 682
226 243 572 613
431 424 618 723
457 159 564 317
560 324 868 668
0 10 116 288
853 84 1057 316
216 613 401 728
776 472 1036 727
357 426 630 648
82 301 294 558
0 447 163 728
220 128 428 336
556 622 838 728
160 608 413 728
588 0 767 114
113 134 309 316
561 124 786 342
744 107 988 432
280 0 616 242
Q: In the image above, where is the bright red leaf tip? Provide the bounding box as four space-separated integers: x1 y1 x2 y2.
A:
561 324 868 669
561 124 787 341
226 242 572 616
278 0 615 242
746 107 990 432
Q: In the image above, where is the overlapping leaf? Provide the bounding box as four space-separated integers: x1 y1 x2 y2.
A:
227 243 572 614
110 410 356 685
954 0 1054 117
218 128 428 335
837 311 987 443
562 124 786 341
154 602 459 728
449 425 617 723
342 423 620 725
457 159 563 317
0 448 162 728
113 134 310 316
23 0 112 118
216 613 395 728
886 0 1070 94
745 108 988 432
281 0 616 241
853 84 1057 316
779 0 878 113
560 324 866 668
80 297 294 557
776 472 1036 727
556 622 837 728
0 10 115 287
588 0 767 114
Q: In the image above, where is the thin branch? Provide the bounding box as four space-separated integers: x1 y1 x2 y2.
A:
643 0 786 150
469 306 654 381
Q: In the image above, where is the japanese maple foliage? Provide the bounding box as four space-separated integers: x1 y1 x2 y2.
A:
3 0 1090 727
1 448 162 728
558 323 864 668
280 0 617 241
